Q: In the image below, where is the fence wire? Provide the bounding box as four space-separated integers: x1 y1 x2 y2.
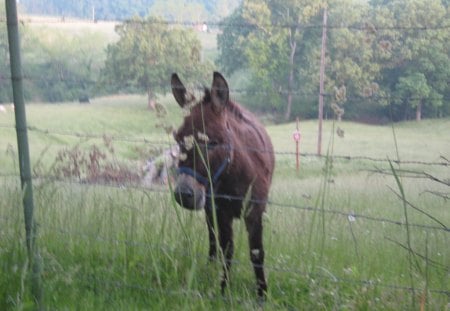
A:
2 214 447 298
71 270 450 300
1 123 448 167
2 74 450 103
1 158 449 301
1 172 448 233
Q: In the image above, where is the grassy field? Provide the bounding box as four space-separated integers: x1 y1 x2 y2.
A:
0 96 449 310
21 15 119 41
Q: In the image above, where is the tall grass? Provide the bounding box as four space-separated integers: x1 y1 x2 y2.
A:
0 99 449 309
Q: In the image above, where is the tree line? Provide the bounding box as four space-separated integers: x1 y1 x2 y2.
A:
218 0 450 121
1 0 450 122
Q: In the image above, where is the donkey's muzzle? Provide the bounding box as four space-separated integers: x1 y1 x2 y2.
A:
174 177 205 211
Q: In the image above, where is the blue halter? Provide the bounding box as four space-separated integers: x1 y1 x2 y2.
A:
176 155 231 188
176 141 232 210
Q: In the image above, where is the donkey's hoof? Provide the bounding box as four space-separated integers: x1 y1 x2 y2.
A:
257 284 267 300
220 279 229 295
208 254 217 263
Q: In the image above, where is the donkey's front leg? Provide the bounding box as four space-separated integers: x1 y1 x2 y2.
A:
205 206 217 260
245 206 267 298
217 211 234 294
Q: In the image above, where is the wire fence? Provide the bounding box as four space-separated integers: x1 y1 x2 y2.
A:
75 276 450 303
1 154 449 234
1 91 449 302
1 12 450 307
1 74 450 103
1 136 449 303
0 123 449 167
54 261 450 302
2 205 450 301
1 204 449 299
1 110 449 248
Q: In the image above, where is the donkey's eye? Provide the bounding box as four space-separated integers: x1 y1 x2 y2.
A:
207 140 219 149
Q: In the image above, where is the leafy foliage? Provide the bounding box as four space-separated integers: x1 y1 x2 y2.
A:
371 0 450 120
217 0 450 121
218 0 323 120
4 0 450 121
18 25 108 103
100 16 213 105
217 6 251 76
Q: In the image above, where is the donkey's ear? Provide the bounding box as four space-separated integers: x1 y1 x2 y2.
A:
171 73 187 107
211 71 229 113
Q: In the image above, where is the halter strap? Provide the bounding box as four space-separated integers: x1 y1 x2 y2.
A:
176 155 231 188
176 166 209 187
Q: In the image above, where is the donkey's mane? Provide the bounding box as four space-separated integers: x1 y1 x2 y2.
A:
202 88 247 121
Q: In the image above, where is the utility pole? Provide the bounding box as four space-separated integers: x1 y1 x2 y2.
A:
317 8 327 156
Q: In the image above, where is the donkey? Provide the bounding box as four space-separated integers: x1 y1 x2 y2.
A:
171 72 275 297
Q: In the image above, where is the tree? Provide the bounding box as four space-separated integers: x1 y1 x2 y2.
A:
370 0 450 120
269 0 324 120
324 0 382 120
218 0 323 120
19 25 107 102
394 73 431 121
217 6 252 76
219 0 450 121
100 16 212 108
1 4 108 103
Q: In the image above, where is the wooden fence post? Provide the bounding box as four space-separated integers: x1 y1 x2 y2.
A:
317 8 327 156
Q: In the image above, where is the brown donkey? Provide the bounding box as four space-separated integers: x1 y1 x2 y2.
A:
171 72 274 297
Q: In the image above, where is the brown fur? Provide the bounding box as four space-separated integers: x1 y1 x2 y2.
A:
171 72 274 298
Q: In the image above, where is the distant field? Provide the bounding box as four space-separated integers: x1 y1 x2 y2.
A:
1 95 449 168
20 14 219 63
21 14 119 41
0 97 449 310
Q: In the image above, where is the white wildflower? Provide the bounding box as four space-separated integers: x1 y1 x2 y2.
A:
197 131 210 142
179 152 187 161
183 135 194 151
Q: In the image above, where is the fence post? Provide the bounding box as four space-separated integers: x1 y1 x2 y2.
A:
317 8 327 156
5 0 43 309
293 117 301 172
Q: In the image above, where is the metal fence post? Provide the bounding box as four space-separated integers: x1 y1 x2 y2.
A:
5 0 43 309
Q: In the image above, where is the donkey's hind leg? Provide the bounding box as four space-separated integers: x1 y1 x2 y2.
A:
245 205 267 298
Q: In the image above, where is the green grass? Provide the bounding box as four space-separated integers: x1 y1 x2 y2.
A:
0 97 449 310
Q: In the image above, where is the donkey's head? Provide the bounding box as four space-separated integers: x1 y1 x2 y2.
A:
172 72 232 210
